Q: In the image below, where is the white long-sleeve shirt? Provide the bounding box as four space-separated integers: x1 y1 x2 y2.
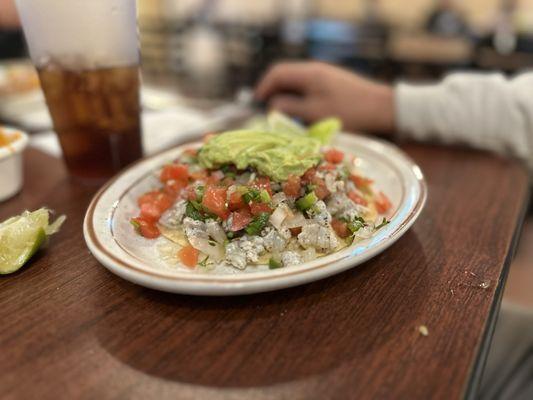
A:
395 71 533 172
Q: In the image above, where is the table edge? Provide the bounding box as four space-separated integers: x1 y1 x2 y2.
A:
464 181 531 399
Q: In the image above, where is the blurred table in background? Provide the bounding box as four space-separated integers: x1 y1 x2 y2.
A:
388 33 473 65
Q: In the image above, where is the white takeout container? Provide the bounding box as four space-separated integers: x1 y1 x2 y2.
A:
0 127 29 202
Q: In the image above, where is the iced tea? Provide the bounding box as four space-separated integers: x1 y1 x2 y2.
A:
38 65 143 180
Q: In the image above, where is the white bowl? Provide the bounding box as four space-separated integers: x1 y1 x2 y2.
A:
0 127 29 202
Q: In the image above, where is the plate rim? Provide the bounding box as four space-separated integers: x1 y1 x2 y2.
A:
83 133 427 295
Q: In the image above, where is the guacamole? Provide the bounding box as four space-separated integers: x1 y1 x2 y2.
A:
198 130 322 181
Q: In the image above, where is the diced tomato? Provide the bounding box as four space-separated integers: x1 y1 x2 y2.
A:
348 190 368 206
302 168 316 184
203 132 218 143
289 227 302 236
160 164 189 183
140 202 162 223
221 177 235 187
178 245 199 268
153 192 173 212
205 174 222 186
318 163 336 171
131 217 160 239
250 202 272 216
138 190 173 222
164 179 186 196
324 148 344 164
282 175 301 198
313 177 331 200
350 174 373 189
183 148 198 157
190 170 208 181
228 191 246 211
184 185 198 201
251 176 273 196
375 191 392 214
231 208 252 231
331 218 350 238
140 223 160 239
202 186 229 220
137 190 160 207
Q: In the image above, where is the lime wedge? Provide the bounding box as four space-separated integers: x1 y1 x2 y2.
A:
0 208 65 274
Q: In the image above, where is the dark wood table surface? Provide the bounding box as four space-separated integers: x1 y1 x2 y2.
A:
0 145 529 400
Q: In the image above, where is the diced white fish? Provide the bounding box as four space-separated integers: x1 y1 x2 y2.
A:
307 200 331 226
225 235 266 270
325 173 344 193
183 217 225 261
205 219 227 244
183 217 208 239
281 251 303 267
225 241 247 270
159 199 187 228
297 223 338 252
222 214 233 232
262 227 288 253
326 192 367 220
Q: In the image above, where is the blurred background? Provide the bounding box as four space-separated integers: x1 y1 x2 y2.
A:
3 0 533 114
131 0 533 99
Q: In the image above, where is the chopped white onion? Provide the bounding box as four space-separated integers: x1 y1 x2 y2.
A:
272 192 287 206
283 212 307 229
236 172 251 184
269 204 291 230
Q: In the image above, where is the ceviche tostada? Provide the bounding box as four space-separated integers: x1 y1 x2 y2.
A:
130 113 392 271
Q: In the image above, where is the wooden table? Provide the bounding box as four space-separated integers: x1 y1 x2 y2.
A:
0 145 529 400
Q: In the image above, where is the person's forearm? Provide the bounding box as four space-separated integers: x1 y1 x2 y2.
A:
364 82 396 135
395 72 533 170
0 0 20 29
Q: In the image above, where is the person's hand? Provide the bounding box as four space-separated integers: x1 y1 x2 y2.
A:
255 61 395 135
0 0 21 29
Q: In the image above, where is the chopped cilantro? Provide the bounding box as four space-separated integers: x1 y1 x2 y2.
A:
185 201 204 221
306 184 317 193
245 212 270 236
195 185 205 201
344 215 366 233
198 256 209 267
375 217 390 230
242 188 261 204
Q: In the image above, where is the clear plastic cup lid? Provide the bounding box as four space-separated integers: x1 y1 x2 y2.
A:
16 0 139 69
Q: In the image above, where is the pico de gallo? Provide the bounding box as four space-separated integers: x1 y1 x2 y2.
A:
130 115 392 270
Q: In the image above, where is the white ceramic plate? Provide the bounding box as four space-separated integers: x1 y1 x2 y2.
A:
84 133 427 296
